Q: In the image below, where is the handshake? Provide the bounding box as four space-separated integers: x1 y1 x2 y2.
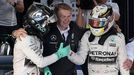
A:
55 43 71 59
44 43 71 75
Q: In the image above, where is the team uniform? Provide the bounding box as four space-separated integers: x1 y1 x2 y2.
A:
13 3 66 75
13 35 58 75
43 21 85 75
68 29 129 75
68 4 129 75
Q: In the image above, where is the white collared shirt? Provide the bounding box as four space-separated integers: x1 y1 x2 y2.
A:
57 25 70 41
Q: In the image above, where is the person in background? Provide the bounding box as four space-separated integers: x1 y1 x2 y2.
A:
0 0 24 54
76 0 95 28
0 0 24 74
76 0 120 28
12 3 70 75
68 4 129 75
0 0 24 34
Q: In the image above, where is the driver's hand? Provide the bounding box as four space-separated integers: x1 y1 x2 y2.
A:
12 28 27 40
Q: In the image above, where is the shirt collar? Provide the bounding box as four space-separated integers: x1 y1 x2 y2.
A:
57 25 70 34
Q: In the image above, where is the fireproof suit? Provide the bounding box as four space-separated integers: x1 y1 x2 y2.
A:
13 35 59 75
68 27 129 75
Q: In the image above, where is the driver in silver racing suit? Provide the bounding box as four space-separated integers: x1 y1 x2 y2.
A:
13 3 70 75
68 4 130 75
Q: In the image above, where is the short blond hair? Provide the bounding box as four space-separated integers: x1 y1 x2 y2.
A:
54 3 72 16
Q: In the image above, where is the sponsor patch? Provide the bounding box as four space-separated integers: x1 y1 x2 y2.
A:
109 43 116 47
50 35 57 41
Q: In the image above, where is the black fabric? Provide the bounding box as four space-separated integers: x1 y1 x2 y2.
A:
16 0 41 28
0 34 15 55
24 59 36 66
80 55 89 75
0 25 18 55
88 33 95 42
47 0 53 6
23 0 40 15
16 12 24 27
0 25 20 34
98 26 117 45
43 21 86 75
79 0 95 10
62 34 65 41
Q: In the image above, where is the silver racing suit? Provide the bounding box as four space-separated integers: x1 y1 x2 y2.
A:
13 35 58 75
68 31 129 75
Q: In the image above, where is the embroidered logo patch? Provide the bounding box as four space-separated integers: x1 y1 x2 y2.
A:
50 35 57 41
